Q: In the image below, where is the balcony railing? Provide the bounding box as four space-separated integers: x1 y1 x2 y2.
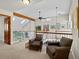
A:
36 31 72 39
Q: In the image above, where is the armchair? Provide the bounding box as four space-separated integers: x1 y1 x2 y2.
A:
46 37 73 59
29 34 43 51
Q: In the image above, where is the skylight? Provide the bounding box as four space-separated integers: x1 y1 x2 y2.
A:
21 20 26 24
21 19 30 26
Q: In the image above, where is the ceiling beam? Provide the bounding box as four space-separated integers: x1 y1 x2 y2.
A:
0 14 10 17
13 12 35 21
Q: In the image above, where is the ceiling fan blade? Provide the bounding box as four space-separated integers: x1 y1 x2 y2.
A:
38 17 47 20
42 18 47 19
38 10 47 20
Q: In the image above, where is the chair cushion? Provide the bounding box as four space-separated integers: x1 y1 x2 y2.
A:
35 38 42 41
60 37 73 47
31 41 41 46
47 46 56 54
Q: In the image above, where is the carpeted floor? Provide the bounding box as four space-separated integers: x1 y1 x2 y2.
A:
0 41 50 59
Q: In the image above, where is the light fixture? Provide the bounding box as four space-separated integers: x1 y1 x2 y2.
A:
56 6 58 30
55 6 58 39
22 0 30 5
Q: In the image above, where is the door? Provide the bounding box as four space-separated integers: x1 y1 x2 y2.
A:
4 16 11 45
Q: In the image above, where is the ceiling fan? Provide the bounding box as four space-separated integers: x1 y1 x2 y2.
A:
38 11 47 20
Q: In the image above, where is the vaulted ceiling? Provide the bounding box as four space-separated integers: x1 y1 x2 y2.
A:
0 0 72 18
17 0 73 18
0 0 73 28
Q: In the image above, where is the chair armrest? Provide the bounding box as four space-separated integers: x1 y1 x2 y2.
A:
29 39 34 42
56 47 70 52
29 39 34 44
54 47 70 59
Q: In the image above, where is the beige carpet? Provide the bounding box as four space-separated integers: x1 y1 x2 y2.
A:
0 41 50 59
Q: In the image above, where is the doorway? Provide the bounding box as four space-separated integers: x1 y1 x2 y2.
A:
4 16 11 45
0 15 11 45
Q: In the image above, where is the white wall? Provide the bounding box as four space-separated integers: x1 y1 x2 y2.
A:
0 16 4 42
69 0 78 59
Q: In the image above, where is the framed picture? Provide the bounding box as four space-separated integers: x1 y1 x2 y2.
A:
43 24 49 31
36 25 41 31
